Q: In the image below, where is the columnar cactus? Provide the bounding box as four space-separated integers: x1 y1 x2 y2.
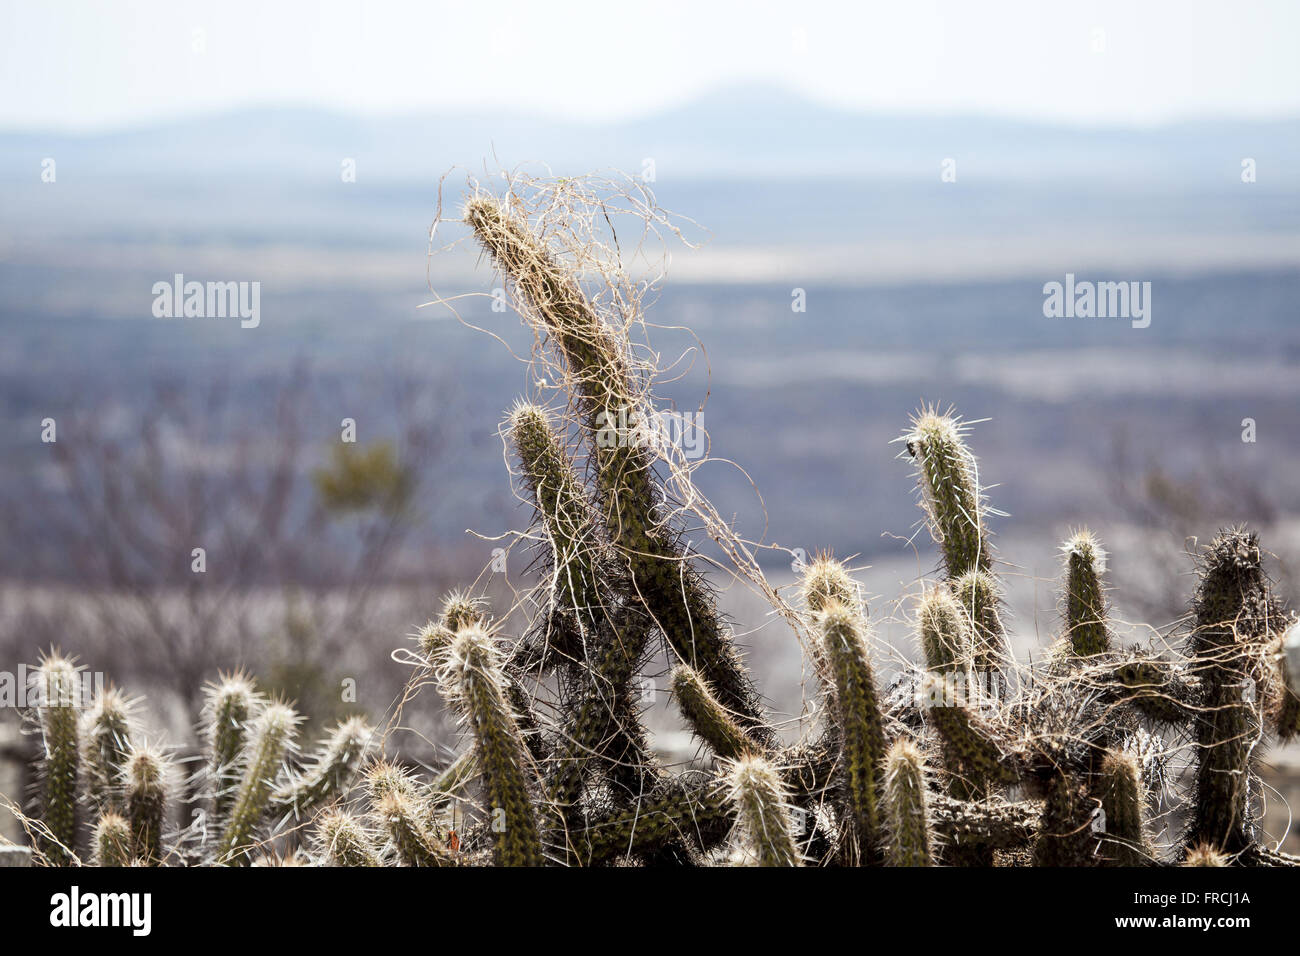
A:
92 811 133 867
275 716 375 817
35 653 81 865
818 601 886 863
671 664 754 761
1098 750 1149 866
204 672 259 826
374 790 455 867
218 702 299 865
883 738 933 867
465 195 772 750
439 623 544 865
1062 530 1111 658
314 809 381 867
83 687 133 812
124 743 169 865
726 755 801 866
1185 529 1273 857
917 586 976 675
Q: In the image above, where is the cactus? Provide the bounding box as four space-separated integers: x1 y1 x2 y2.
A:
1184 843 1230 867
34 653 81 865
466 195 772 751
314 809 381 867
374 790 455 867
1098 750 1150 866
883 738 933 866
799 554 860 615
917 586 976 675
1185 529 1274 857
439 623 544 866
83 686 134 812
275 716 375 818
1062 530 1111 658
726 755 801 866
204 672 259 827
218 702 299 865
92 811 133 867
671 664 754 761
1032 773 1098 867
819 601 886 863
124 742 169 865
1274 620 1300 739
951 569 1008 691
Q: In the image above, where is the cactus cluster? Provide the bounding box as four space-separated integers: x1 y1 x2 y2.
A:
7 178 1300 867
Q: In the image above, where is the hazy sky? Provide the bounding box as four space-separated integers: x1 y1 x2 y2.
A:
3 0 1298 130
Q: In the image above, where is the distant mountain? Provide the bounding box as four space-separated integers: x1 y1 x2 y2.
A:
2 82 1297 186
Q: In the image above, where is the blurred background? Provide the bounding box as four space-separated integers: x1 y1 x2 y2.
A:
1 1 1298 846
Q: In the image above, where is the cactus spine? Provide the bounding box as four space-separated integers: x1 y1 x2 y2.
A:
218 702 298 865
883 738 933 866
35 654 81 864
440 623 544 866
727 756 801 866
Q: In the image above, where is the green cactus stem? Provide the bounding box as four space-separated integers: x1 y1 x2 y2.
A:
819 601 886 863
439 623 544 866
1062 530 1111 657
35 653 81 865
727 755 801 866
509 402 605 637
1032 773 1099 867
576 776 734 865
951 569 1009 692
218 702 298 865
1185 528 1275 857
83 686 133 813
1098 750 1150 866
375 790 456 867
92 812 132 867
917 586 976 675
671 664 755 761
903 410 990 579
124 743 169 865
204 672 259 827
274 715 374 818
315 809 381 867
883 738 933 866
